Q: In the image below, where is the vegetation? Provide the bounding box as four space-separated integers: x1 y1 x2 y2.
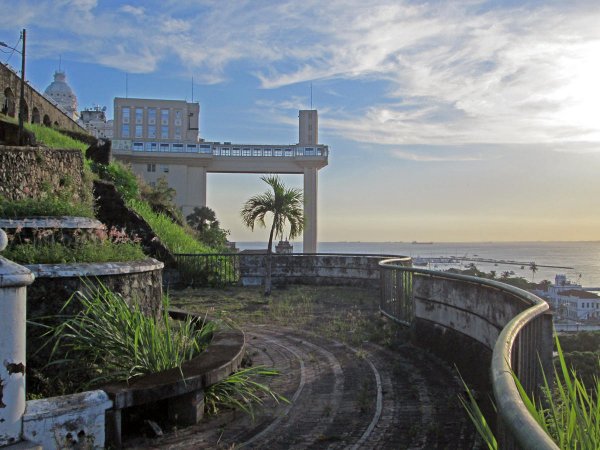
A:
92 160 140 201
128 199 213 254
0 195 95 218
44 285 215 388
241 175 304 296
3 240 145 264
205 366 289 419
25 123 88 152
462 336 600 449
186 206 230 249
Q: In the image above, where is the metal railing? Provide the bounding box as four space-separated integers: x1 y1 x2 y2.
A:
378 259 557 450
174 253 240 287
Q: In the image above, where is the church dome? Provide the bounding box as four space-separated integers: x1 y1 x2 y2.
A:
44 71 78 119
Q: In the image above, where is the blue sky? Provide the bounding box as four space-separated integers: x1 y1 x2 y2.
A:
2 0 600 243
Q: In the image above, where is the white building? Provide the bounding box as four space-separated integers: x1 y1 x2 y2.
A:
79 106 113 139
540 274 600 322
44 71 79 121
111 98 328 253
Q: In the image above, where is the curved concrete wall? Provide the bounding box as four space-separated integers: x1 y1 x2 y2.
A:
239 253 406 288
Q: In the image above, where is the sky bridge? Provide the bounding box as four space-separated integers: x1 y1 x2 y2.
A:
111 99 327 252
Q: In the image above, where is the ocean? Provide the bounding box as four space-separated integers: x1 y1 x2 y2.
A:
236 241 600 287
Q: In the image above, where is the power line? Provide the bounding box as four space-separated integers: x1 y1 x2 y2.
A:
3 34 22 65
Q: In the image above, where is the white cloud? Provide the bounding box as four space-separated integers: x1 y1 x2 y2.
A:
119 5 145 17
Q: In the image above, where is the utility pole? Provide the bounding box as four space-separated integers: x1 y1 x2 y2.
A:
18 29 26 145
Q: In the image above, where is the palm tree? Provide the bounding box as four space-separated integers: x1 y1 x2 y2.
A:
529 262 538 282
241 175 304 296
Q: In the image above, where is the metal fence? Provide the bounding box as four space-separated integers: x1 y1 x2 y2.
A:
174 253 241 287
378 259 557 450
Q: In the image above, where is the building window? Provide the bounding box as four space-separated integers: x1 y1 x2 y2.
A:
145 142 157 152
159 143 170 152
121 123 130 137
161 109 169 125
174 126 182 140
148 125 156 138
122 107 130 123
135 124 143 138
161 125 169 139
174 110 182 126
242 148 251 156
161 164 169 173
135 108 143 124
148 108 157 125
147 163 156 172
172 143 184 152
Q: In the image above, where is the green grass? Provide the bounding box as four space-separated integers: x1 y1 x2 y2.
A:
205 366 288 419
0 195 95 218
461 336 600 449
25 122 88 152
3 240 145 264
46 285 216 387
128 198 214 254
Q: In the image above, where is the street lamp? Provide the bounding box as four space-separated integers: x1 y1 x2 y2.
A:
0 29 26 145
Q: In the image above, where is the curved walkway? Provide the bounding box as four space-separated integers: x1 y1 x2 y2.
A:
126 325 477 449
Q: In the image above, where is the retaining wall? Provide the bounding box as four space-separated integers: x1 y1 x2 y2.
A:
0 146 90 203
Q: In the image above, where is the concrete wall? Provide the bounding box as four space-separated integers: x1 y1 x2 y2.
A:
0 63 85 132
240 254 401 288
0 146 90 203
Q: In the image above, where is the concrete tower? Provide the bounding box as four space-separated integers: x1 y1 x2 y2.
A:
299 110 318 145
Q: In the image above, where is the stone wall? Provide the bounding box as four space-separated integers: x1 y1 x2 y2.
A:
0 63 85 132
239 253 402 288
25 258 164 320
0 146 90 203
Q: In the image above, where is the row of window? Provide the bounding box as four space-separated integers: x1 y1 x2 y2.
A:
121 107 183 127
121 124 182 140
131 142 326 157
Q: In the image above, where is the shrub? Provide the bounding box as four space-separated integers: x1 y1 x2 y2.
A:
0 195 95 218
45 286 215 388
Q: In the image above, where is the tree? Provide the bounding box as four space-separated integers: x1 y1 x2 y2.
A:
529 262 538 282
241 175 303 296
186 206 229 249
187 206 219 233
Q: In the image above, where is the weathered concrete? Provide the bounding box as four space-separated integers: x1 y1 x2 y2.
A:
0 229 34 447
22 390 112 450
101 310 245 448
239 253 402 289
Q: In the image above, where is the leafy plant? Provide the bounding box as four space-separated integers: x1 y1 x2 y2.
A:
461 336 600 449
204 366 289 419
0 195 95 218
92 160 140 201
45 286 215 388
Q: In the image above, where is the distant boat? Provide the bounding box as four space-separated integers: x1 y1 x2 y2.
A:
412 241 433 245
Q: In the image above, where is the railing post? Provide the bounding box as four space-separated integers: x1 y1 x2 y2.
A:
0 228 34 446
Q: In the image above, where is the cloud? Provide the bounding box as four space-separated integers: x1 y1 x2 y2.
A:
391 149 486 162
119 5 145 17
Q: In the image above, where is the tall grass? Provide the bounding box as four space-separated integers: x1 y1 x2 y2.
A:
461 336 600 449
3 240 145 264
128 198 213 254
25 123 88 152
0 196 95 218
46 285 215 387
205 366 289 419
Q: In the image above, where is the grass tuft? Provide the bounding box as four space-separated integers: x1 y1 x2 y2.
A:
44 285 215 388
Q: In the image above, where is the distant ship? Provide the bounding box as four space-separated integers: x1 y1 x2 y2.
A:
412 241 434 245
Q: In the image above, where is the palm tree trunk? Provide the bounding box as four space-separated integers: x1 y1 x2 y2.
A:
264 222 276 296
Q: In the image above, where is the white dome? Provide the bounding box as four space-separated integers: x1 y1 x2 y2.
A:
44 71 78 119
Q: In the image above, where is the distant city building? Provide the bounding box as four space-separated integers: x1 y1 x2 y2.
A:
79 106 113 139
111 97 328 253
538 274 600 325
44 71 79 120
275 240 293 254
113 97 200 144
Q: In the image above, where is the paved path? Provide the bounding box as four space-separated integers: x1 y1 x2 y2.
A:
126 325 477 449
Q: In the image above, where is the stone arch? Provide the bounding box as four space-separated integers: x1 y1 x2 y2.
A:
3 87 16 117
43 114 51 126
31 107 41 124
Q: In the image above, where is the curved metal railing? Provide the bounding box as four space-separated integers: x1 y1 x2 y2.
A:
379 258 558 450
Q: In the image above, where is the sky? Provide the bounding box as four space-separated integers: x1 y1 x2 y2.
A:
1 0 600 243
